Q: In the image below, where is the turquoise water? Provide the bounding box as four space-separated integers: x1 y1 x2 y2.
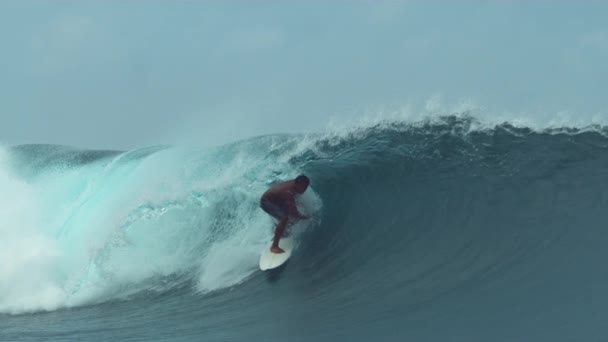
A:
2 116 608 341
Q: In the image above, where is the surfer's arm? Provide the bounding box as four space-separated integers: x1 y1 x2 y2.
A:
286 196 310 220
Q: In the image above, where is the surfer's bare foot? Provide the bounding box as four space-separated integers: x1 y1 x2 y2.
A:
271 246 285 254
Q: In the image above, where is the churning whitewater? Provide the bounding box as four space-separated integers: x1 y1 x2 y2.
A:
2 115 608 341
0 136 322 314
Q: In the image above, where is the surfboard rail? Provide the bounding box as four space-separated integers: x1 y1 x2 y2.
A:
259 237 294 270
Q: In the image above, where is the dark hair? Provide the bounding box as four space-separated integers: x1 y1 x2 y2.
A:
295 175 309 185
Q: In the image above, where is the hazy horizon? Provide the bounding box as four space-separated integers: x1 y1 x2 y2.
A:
1 1 607 149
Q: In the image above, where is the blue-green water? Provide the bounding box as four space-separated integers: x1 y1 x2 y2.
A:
2 116 608 341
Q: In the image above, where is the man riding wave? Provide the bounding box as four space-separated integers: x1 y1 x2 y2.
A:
260 175 311 254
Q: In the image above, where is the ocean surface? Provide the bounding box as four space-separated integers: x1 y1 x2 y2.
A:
2 115 608 341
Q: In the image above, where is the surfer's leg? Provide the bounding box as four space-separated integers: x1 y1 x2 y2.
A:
271 216 289 253
260 199 285 220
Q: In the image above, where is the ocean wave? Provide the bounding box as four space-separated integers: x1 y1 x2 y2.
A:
2 115 608 341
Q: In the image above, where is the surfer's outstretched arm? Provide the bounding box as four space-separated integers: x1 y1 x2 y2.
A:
271 216 289 254
286 197 310 220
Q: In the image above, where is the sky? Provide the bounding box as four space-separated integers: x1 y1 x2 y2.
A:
0 1 607 150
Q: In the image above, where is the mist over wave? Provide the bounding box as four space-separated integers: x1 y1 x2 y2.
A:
2 114 608 341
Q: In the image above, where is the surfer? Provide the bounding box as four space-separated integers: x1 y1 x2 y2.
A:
260 175 311 254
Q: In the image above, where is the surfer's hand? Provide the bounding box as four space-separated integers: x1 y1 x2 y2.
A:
271 246 285 254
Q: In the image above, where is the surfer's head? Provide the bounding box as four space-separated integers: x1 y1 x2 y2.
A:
294 175 310 193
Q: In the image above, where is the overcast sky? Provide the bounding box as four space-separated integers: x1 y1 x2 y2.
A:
1 1 607 149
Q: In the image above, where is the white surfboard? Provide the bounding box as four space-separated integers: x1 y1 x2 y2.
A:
259 237 294 271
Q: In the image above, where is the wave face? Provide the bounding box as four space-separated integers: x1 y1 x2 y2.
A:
2 116 608 341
